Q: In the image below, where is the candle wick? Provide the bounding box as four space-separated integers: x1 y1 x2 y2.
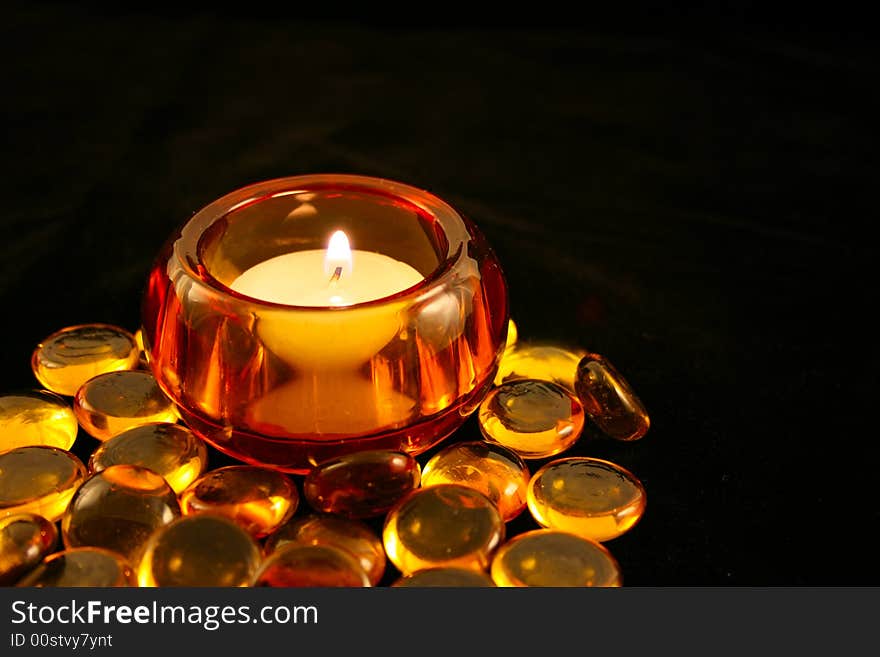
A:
329 266 343 286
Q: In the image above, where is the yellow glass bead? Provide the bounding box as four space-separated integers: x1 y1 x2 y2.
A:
383 484 504 575
495 343 587 392
62 465 180 563
528 457 646 542
490 529 621 587
179 465 298 538
504 319 518 351
421 441 530 521
0 390 78 451
575 353 650 441
31 324 140 396
89 422 207 494
479 379 584 459
265 515 385 585
392 567 497 587
0 513 58 585
138 514 261 587
73 370 179 441
252 544 371 587
0 446 86 521
133 328 150 367
17 547 136 587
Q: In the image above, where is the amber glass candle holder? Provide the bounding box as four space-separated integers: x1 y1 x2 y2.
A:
142 174 508 473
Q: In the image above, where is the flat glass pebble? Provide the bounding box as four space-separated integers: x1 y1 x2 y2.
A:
0 513 58 585
575 353 650 441
17 547 136 587
392 567 497 587
490 529 621 587
252 544 371 587
31 324 140 396
139 514 261 587
421 441 530 521
0 446 86 521
62 465 180 562
383 484 504 575
73 370 179 441
89 422 208 494
528 457 646 542
494 343 587 392
479 379 585 459
0 390 78 451
504 319 518 351
304 450 420 519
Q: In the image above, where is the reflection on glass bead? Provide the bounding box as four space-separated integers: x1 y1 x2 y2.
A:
138 514 261 587
479 379 584 459
304 450 420 519
74 370 179 441
17 547 136 587
505 319 518 351
62 465 180 563
133 328 150 367
490 529 621 587
383 484 504 575
0 390 78 451
265 515 385 585
494 343 587 392
575 353 650 441
0 446 86 521
31 324 140 396
421 441 530 521
0 513 58 585
89 422 207 495
252 544 371 587
528 458 646 542
392 567 497 587
179 466 298 538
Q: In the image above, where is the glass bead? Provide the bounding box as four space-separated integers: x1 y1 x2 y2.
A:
490 529 622 587
495 343 587 392
392 567 497 587
421 440 530 521
527 457 646 542
179 466 298 538
252 544 371 587
0 513 58 585
303 450 420 519
505 319 518 351
0 446 86 521
0 390 78 451
133 328 150 367
575 353 650 442
383 483 504 575
265 515 385 585
17 547 136 587
31 324 140 396
89 422 208 494
73 370 179 441
62 464 180 563
138 514 261 587
479 379 585 459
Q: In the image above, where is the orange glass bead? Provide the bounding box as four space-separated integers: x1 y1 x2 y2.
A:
490 529 621 587
73 370 179 441
303 450 420 519
17 547 136 587
0 513 58 585
31 324 140 396
421 440 530 521
495 343 587 392
575 353 650 441
392 567 497 587
252 544 371 587
479 379 584 459
0 390 78 451
0 446 86 521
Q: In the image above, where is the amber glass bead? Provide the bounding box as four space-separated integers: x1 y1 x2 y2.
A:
505 319 518 351
139 514 261 587
0 446 86 521
495 343 587 392
0 390 78 451
479 379 584 459
421 441 530 521
392 567 497 587
490 529 621 587
62 465 180 562
0 513 58 585
304 450 420 519
17 547 136 587
31 324 140 396
383 484 504 575
528 457 646 542
265 515 385 585
253 544 370 587
74 370 179 441
575 353 650 441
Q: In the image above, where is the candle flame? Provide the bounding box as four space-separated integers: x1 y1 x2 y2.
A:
324 230 353 278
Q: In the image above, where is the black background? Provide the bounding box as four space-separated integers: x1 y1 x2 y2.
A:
1 4 876 586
